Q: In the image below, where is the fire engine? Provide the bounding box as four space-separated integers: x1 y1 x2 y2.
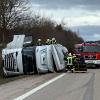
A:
75 42 100 67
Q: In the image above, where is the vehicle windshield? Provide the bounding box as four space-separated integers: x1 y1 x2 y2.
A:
75 46 83 53
83 46 100 52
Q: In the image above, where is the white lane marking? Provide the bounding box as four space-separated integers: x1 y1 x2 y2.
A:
14 73 66 100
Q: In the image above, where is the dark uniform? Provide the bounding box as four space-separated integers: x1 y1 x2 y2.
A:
75 55 87 72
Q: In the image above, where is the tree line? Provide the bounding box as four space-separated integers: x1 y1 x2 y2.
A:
0 0 84 52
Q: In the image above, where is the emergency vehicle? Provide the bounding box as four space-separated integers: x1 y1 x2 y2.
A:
75 42 100 67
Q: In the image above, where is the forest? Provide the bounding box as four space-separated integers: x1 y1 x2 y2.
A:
0 0 83 51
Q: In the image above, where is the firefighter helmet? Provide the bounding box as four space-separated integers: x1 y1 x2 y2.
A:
68 53 72 56
46 39 50 45
52 37 56 44
38 39 41 42
37 39 42 45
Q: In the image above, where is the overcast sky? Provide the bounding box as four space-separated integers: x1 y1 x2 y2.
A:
30 0 100 41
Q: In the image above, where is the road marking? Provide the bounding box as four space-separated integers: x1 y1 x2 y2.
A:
14 73 66 100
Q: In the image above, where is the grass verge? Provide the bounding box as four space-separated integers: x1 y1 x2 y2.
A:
0 75 29 85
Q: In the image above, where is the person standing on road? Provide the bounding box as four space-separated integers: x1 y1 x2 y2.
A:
66 53 74 71
72 54 77 65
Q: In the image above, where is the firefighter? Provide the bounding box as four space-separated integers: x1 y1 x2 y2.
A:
46 39 51 45
37 39 42 46
64 52 68 71
73 54 76 59
49 40 52 44
72 54 80 71
67 53 74 72
72 54 77 65
51 38 57 44
79 55 85 64
75 55 87 72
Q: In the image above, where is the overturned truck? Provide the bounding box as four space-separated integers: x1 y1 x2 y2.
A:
2 35 68 76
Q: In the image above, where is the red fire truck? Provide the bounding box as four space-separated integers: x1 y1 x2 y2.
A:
75 42 100 67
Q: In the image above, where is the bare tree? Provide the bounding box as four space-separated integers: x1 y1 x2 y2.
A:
0 0 30 42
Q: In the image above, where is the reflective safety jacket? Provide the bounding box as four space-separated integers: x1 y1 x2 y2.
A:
67 56 73 65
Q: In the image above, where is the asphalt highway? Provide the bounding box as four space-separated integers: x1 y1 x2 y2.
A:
24 72 94 100
0 69 100 100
